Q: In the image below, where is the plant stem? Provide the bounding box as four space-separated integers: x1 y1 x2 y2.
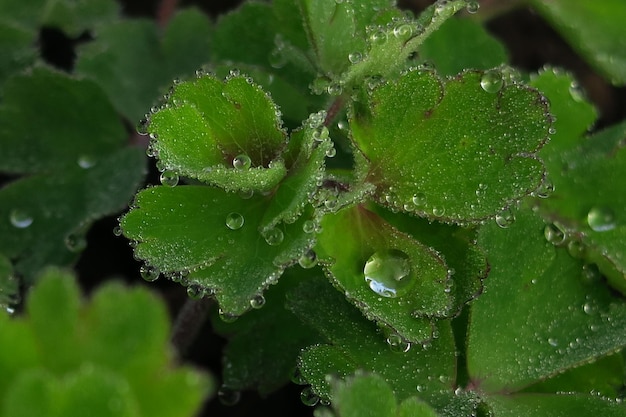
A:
157 0 179 28
324 96 345 127
170 297 213 356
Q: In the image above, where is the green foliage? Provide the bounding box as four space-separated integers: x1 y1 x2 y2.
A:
0 268 212 417
1 0 626 415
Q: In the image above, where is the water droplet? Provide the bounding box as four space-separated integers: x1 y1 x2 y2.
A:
582 302 596 315
77 155 96 169
548 126 557 135
232 154 252 170
65 233 86 252
480 70 504 93
387 333 411 353
250 294 266 309
9 209 33 228
136 118 149 135
300 387 319 407
187 284 204 299
567 240 585 258
269 48 287 69
291 368 307 385
225 212 245 230
218 386 241 406
569 82 585 102
160 170 179 187
140 265 160 282
393 23 412 39
327 83 343 96
582 264 601 283
325 147 336 158
219 308 239 323
544 223 566 246
263 228 284 246
495 208 515 228
348 51 363 64
298 249 318 269
239 189 254 199
548 337 558 347
432 206 445 217
302 220 316 234
363 249 413 298
534 179 554 198
112 226 122 237
313 127 329 142
370 30 387 45
466 1 479 13
412 193 426 207
587 206 616 232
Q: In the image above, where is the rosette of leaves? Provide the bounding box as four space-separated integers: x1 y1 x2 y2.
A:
0 268 212 417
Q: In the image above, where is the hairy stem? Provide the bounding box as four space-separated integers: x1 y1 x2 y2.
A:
171 297 213 356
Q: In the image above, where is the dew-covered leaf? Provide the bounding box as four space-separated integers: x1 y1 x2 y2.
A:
530 70 626 293
418 17 508 76
485 392 626 417
468 208 626 393
0 148 145 282
530 0 626 85
0 268 212 417
0 67 126 174
331 373 404 417
375 207 487 316
147 74 288 192
350 69 550 223
287 275 457 404
121 185 315 316
314 204 451 343
211 268 323 396
76 9 212 122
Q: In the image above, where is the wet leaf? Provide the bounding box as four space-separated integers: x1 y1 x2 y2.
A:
530 0 626 85
287 275 457 404
314 204 451 343
121 185 316 316
147 74 288 192
486 392 626 417
468 208 626 393
350 69 550 223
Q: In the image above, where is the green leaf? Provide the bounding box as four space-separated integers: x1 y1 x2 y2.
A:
468 208 626 393
315 204 451 343
418 17 508 76
287 275 457 404
350 69 550 223
530 70 626 293
76 9 212 122
0 67 126 174
0 147 146 281
121 185 315 316
0 269 212 417
0 23 36 88
485 392 626 417
530 0 626 85
147 74 288 192
212 268 323 395
332 373 402 417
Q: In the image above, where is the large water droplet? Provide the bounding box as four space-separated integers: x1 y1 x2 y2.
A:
263 228 284 246
412 193 426 207
393 23 412 39
77 155 96 169
112 226 122 237
370 30 387 45
363 249 413 298
9 209 33 228
160 170 179 187
136 118 149 135
466 1 479 13
587 206 616 232
140 265 160 282
218 386 241 406
187 284 204 299
480 70 504 93
302 220 316 234
300 387 319 407
225 212 245 230
298 249 318 269
567 240 585 259
65 233 87 253
534 179 554 198
495 208 515 228
233 154 252 170
348 51 363 64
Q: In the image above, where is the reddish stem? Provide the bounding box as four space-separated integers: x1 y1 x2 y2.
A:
324 96 346 127
156 0 179 28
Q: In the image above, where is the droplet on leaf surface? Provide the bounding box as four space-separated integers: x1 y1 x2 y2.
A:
250 294 266 309
480 70 504 93
363 249 413 298
544 223 566 246
140 265 160 282
263 228 284 246
387 333 411 353
160 170 179 187
225 212 245 230
232 154 252 170
587 206 616 232
9 209 33 228
298 249 318 269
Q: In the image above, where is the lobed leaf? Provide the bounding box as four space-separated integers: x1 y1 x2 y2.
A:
468 208 626 393
147 74 288 192
485 392 626 417
314 204 451 343
121 185 316 316
350 69 550 223
287 275 457 405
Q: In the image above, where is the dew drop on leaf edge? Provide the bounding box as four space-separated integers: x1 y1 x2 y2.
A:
480 70 504 94
140 265 160 282
160 170 179 187
298 249 318 269
363 249 413 298
218 386 241 406
250 294 266 309
300 387 319 407
387 333 411 353
232 154 252 170
587 206 616 232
